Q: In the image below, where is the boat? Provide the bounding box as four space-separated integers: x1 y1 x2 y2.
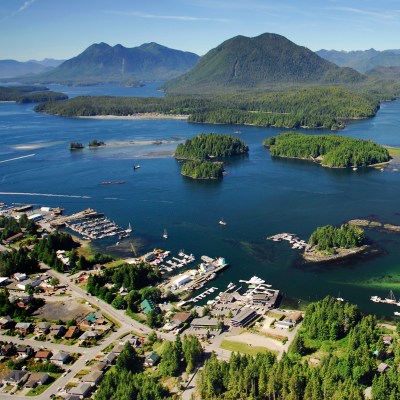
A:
385 290 397 304
163 229 168 239
219 218 227 226
394 311 400 316
125 223 132 233
133 165 141 170
352 167 358 171
370 295 381 302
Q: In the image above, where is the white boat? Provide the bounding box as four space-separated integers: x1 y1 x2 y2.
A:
385 290 397 304
163 229 168 239
125 223 132 233
219 218 227 226
394 311 400 316
370 295 381 302
336 297 345 302
133 165 141 170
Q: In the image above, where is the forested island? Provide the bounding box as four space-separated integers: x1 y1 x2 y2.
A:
181 160 224 179
0 85 67 103
264 132 390 168
34 86 381 130
304 223 368 262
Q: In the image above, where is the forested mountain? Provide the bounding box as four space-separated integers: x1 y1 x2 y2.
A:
164 33 365 94
317 48 400 73
15 42 199 85
366 66 400 82
0 60 52 79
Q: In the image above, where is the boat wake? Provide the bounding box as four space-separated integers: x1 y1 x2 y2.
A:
0 154 35 163
0 191 91 199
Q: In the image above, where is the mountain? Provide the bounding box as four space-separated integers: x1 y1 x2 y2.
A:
29 58 65 68
14 42 199 85
317 49 400 73
366 66 400 82
164 33 365 94
0 60 53 79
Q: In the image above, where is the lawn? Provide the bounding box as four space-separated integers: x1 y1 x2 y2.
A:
220 340 277 356
387 146 400 157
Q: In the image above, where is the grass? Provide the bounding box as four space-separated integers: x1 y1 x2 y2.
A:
386 146 400 157
105 259 127 269
74 369 90 379
126 310 146 324
220 339 277 356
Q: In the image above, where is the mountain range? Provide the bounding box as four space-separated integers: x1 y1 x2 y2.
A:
164 33 365 94
9 42 199 85
0 59 64 79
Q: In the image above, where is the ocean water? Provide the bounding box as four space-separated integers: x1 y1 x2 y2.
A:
1 84 400 316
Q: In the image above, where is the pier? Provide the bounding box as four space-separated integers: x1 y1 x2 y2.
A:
267 232 308 249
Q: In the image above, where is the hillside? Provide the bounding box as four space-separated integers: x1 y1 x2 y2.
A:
0 60 52 79
14 42 199 85
164 33 365 94
366 65 400 81
317 48 400 73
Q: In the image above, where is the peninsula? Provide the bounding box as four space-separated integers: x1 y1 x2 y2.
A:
264 132 390 168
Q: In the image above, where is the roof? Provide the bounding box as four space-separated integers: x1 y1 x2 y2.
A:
35 350 52 359
231 308 257 324
51 350 70 361
141 299 156 314
91 361 107 372
85 313 97 323
15 322 31 329
112 344 125 354
82 370 103 382
69 382 92 396
103 352 118 362
36 322 51 329
173 312 192 325
191 316 219 328
145 351 160 363
3 369 28 382
26 372 49 385
65 326 79 338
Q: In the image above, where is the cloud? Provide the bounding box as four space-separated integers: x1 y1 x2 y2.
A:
330 6 399 21
1 0 36 22
107 10 231 23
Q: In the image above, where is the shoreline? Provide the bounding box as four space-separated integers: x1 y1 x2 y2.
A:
302 245 369 263
76 113 189 121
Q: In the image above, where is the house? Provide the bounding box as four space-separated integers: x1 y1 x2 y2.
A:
144 351 160 367
2 342 16 356
0 277 9 286
230 309 258 328
15 322 32 334
16 344 33 358
13 294 33 309
2 369 29 386
17 277 42 291
102 352 118 365
275 320 295 329
90 361 107 373
252 293 271 306
35 350 53 361
119 334 142 347
13 272 27 281
377 363 391 373
112 344 125 354
35 321 51 335
68 382 92 398
0 316 13 329
65 325 80 339
82 370 104 385
383 335 393 346
79 330 99 342
285 312 303 325
25 372 50 388
50 324 66 338
191 317 220 330
3 232 23 245
140 299 158 315
50 350 70 366
172 312 192 327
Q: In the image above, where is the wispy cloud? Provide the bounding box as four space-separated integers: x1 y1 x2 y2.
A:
2 0 36 22
330 6 399 21
106 10 231 23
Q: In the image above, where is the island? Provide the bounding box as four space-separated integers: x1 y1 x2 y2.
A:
0 85 68 104
88 139 106 148
175 133 248 179
264 132 390 168
69 142 84 150
303 223 368 262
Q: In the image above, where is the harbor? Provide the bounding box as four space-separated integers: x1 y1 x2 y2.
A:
371 291 400 315
267 233 308 250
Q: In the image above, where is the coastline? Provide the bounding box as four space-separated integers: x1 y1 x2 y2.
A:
302 245 369 263
76 112 189 121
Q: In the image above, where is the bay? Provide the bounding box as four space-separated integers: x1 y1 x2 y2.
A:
1 84 399 317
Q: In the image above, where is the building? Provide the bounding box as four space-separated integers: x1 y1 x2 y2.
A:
35 350 53 361
35 322 51 335
0 277 9 286
230 309 258 328
252 293 271 306
17 277 42 291
25 372 50 388
377 363 391 373
16 344 33 358
3 232 23 245
383 335 393 346
15 322 32 334
172 312 192 327
50 350 70 366
68 382 92 398
191 317 220 330
144 351 160 367
102 352 118 365
82 370 104 385
13 272 27 281
285 312 303 325
275 320 295 329
90 361 107 373
112 344 125 354
140 299 158 315
79 330 99 342
0 316 13 329
172 274 191 288
65 326 80 339
2 370 29 386
50 324 66 338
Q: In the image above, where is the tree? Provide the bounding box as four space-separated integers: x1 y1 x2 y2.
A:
49 277 59 289
159 341 180 377
116 343 141 374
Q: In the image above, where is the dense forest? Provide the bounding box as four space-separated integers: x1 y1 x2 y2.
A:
175 133 248 160
0 214 37 241
181 160 224 179
0 85 67 103
264 132 390 167
196 296 400 400
34 86 381 130
308 224 366 254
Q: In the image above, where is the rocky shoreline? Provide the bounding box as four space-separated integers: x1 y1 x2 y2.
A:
302 245 370 263
348 219 400 233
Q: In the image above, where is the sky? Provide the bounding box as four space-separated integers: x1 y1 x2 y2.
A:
1 0 400 61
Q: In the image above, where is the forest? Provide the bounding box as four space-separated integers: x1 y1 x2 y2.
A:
196 296 400 400
175 133 248 160
264 132 390 167
34 86 380 130
181 160 224 179
0 85 67 103
308 224 366 254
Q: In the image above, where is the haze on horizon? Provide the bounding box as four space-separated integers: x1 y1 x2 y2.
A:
1 0 400 61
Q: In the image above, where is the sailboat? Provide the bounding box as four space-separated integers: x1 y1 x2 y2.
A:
125 223 132 233
385 290 397 304
219 218 227 226
163 229 168 239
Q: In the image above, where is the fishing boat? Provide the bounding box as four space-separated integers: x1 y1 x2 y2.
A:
219 218 227 226
163 229 168 239
125 223 132 233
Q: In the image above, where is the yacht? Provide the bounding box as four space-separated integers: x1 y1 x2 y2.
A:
125 223 132 233
163 229 168 239
385 290 397 304
219 218 227 226
370 295 381 303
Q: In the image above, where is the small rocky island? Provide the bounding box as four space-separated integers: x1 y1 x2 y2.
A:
175 133 248 179
264 132 390 168
303 223 368 262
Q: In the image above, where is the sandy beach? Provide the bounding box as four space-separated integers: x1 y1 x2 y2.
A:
77 112 189 121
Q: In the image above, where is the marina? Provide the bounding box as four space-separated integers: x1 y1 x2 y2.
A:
370 291 400 307
267 233 308 250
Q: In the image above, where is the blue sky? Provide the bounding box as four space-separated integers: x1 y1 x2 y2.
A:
1 0 400 61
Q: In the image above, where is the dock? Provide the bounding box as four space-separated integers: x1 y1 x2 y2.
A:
267 232 308 249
